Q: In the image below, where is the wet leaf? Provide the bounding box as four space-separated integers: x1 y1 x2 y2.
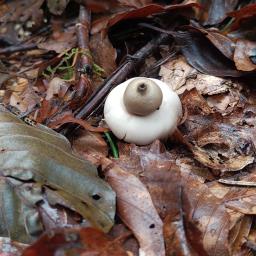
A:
189 26 235 59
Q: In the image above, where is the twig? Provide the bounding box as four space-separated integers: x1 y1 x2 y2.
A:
139 49 177 77
75 4 93 99
218 179 256 187
0 43 37 55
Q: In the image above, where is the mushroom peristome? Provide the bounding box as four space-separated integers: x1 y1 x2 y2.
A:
104 77 182 145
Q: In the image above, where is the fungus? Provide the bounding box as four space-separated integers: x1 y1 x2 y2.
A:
104 77 182 145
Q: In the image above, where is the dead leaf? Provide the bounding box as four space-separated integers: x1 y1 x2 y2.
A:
92 1 200 34
22 227 129 256
49 111 108 132
203 0 239 25
0 108 116 240
47 0 70 15
228 3 256 30
102 158 165 256
90 34 117 77
9 79 40 113
38 25 76 53
113 141 231 255
45 77 70 101
0 0 44 23
72 130 108 166
234 39 256 71
172 27 242 77
118 0 152 8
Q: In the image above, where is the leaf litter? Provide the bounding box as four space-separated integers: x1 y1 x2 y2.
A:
1 0 256 255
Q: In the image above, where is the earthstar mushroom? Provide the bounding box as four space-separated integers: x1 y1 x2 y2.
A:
104 77 182 145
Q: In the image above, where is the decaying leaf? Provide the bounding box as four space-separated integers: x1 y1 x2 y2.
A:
0 107 115 242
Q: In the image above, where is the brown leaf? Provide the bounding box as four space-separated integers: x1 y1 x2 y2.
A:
45 77 70 101
160 56 242 110
103 158 165 256
92 1 200 34
79 0 119 13
118 0 152 8
234 39 256 71
8 78 40 113
22 227 129 256
112 141 256 255
120 144 228 255
38 23 76 53
72 130 108 166
203 0 239 25
228 3 256 31
90 34 117 77
172 27 242 77
109 224 139 256
0 0 44 23
49 111 108 132
188 123 255 172
188 26 235 59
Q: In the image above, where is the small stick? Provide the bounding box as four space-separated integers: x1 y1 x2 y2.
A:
0 43 37 55
75 4 93 99
218 179 256 187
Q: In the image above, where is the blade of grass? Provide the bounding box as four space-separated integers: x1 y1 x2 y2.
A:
104 132 119 159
